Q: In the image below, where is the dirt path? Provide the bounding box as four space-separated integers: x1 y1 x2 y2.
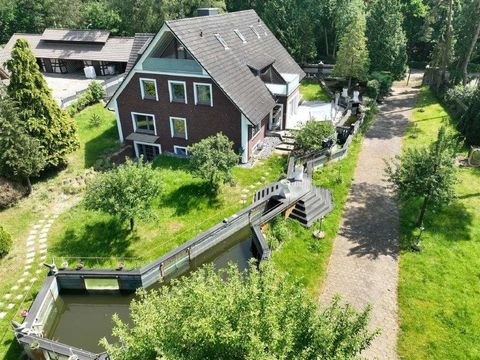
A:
319 81 420 359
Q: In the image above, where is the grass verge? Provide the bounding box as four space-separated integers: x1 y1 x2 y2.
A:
398 87 480 359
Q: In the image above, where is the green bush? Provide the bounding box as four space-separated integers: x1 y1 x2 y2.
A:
366 79 380 99
369 71 393 98
0 226 13 258
266 216 291 250
89 113 101 128
295 120 336 152
70 81 106 115
459 87 480 146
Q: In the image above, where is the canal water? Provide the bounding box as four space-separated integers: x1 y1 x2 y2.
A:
44 227 256 353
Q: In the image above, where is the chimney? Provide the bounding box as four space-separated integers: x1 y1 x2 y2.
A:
197 8 220 17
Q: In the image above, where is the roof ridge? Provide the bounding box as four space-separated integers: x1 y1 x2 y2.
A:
43 28 110 32
165 9 257 24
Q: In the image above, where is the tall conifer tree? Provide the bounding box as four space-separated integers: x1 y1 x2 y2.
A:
5 39 78 168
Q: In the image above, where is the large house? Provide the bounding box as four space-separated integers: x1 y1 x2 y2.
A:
108 9 305 163
0 29 137 78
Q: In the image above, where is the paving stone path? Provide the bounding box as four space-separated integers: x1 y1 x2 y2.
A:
0 213 59 321
319 84 420 359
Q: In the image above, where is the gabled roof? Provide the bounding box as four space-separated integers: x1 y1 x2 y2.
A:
125 33 155 74
0 32 135 70
164 10 305 124
41 29 110 43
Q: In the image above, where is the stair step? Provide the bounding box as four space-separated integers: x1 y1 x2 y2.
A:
289 188 334 227
276 143 295 151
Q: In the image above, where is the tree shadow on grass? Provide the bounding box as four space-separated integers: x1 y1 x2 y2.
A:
84 126 120 168
401 199 474 249
162 182 221 216
50 217 136 259
153 155 190 172
2 337 23 360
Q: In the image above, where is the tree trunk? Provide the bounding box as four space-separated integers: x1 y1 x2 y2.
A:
129 218 134 232
324 28 329 57
441 0 454 86
462 0 480 85
417 195 429 227
348 76 352 90
26 177 32 195
333 33 338 59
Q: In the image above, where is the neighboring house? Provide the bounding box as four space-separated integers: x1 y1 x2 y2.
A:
0 29 138 78
107 9 305 163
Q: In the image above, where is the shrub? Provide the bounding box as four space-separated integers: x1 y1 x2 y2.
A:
295 120 336 152
366 79 380 99
445 84 476 107
89 113 101 128
0 226 13 258
70 81 106 114
369 71 393 98
0 177 28 209
266 216 290 250
459 88 480 146
87 81 106 102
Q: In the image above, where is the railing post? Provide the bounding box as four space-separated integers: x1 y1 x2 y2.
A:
159 262 164 277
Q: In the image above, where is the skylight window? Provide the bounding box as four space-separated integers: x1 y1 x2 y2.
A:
250 25 261 39
258 24 268 36
214 33 229 49
234 29 247 43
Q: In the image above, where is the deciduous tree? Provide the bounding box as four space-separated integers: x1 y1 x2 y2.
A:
188 133 238 192
5 39 78 168
102 262 378 359
386 126 457 227
84 158 161 231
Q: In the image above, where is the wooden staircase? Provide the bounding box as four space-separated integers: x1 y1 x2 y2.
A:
289 187 333 227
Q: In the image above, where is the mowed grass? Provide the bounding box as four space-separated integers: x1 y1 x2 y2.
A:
398 87 480 359
0 103 120 358
300 80 331 102
66 103 120 170
272 135 363 297
47 155 287 268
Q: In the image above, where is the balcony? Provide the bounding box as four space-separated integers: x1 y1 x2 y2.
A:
265 73 300 96
141 58 205 76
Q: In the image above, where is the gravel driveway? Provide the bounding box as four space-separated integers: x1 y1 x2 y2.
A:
319 82 420 359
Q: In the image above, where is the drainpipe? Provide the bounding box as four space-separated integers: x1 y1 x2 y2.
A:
241 114 249 164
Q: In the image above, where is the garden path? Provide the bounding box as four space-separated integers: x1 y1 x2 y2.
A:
319 81 420 359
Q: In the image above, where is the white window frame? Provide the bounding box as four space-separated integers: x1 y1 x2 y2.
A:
174 145 189 156
133 141 162 159
250 25 261 39
214 33 230 50
169 116 188 140
193 82 213 107
131 112 157 135
139 77 158 101
168 80 187 104
234 29 247 43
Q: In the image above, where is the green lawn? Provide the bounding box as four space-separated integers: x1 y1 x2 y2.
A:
66 103 120 171
47 155 287 268
398 87 480 359
300 80 331 102
0 103 119 358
